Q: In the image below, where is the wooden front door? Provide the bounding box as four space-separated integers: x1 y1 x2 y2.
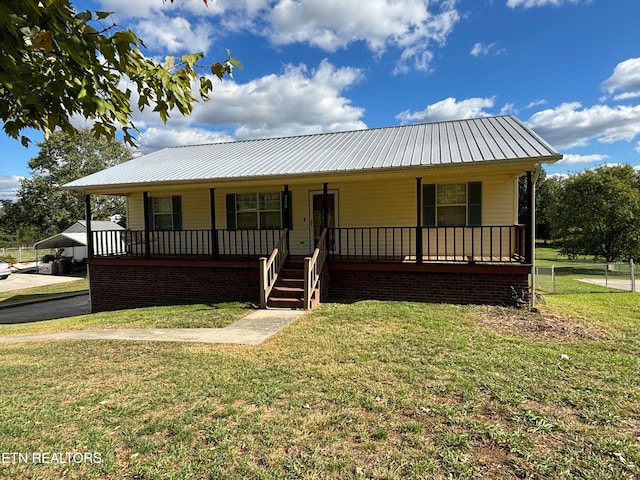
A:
309 190 338 251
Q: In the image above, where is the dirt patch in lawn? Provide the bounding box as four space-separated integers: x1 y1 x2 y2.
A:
474 306 607 341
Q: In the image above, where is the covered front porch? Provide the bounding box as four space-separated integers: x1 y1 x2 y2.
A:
83 171 535 311
85 223 531 312
88 224 529 265
85 171 535 265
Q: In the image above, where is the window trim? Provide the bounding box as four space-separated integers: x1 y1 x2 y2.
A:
226 192 290 230
147 195 182 231
423 182 482 227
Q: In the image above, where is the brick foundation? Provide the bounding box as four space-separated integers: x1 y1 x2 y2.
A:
327 262 530 305
88 258 259 312
87 258 530 312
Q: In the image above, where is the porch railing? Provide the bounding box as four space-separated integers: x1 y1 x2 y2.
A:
329 225 527 263
304 228 328 310
90 225 527 264
91 229 285 258
259 229 289 308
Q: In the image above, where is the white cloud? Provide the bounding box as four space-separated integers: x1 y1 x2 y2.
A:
0 176 23 201
493 99 545 117
396 97 496 123
136 14 214 53
131 59 366 151
557 153 609 165
98 0 461 73
527 102 640 149
269 0 460 73
601 57 640 100
94 0 164 19
500 103 516 115
137 127 235 152
470 42 506 57
192 59 366 140
524 99 547 109
506 0 587 8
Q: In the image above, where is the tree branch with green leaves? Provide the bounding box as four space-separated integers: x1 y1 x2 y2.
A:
0 0 241 147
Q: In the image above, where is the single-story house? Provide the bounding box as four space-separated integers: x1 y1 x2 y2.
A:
64 115 562 312
33 220 125 274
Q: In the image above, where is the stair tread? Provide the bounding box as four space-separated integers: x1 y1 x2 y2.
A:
273 286 304 293
279 272 304 279
267 298 304 308
279 278 304 283
265 260 321 310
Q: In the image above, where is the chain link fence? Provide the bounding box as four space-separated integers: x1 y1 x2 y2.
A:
535 261 637 294
0 246 55 263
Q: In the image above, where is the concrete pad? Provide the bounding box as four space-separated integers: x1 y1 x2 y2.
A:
0 308 305 346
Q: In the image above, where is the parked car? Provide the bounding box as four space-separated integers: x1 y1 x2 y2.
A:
0 261 11 279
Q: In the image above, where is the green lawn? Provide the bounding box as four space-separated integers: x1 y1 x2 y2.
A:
0 301 252 336
0 279 251 334
535 243 638 294
0 277 90 306
0 294 638 479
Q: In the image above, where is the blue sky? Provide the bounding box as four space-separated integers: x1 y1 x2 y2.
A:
2 0 640 199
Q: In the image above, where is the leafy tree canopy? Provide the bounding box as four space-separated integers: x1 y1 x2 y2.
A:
534 170 563 243
551 164 640 262
0 0 239 147
0 130 132 244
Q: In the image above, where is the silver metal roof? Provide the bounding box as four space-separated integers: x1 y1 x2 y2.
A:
64 221 124 233
64 115 562 190
33 232 88 249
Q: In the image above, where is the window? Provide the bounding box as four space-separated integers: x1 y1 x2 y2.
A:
423 182 481 227
226 192 291 229
147 196 182 230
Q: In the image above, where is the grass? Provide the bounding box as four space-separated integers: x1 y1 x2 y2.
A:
0 301 252 336
0 275 249 334
0 277 89 306
534 243 638 294
0 247 638 478
0 295 639 479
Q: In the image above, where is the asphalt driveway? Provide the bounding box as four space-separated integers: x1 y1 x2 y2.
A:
0 293 90 324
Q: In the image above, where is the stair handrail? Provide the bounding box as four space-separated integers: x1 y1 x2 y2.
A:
259 229 289 308
303 228 328 310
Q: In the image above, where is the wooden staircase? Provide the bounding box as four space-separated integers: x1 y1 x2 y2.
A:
267 260 319 309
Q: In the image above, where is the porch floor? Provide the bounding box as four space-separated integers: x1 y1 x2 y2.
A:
400 255 523 264
99 253 525 265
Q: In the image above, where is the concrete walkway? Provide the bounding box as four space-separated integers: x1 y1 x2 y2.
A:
577 278 637 292
0 309 305 346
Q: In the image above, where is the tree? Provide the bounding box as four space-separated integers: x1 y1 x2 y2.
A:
551 165 640 262
517 168 561 242
0 130 132 242
535 171 563 243
0 0 239 147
